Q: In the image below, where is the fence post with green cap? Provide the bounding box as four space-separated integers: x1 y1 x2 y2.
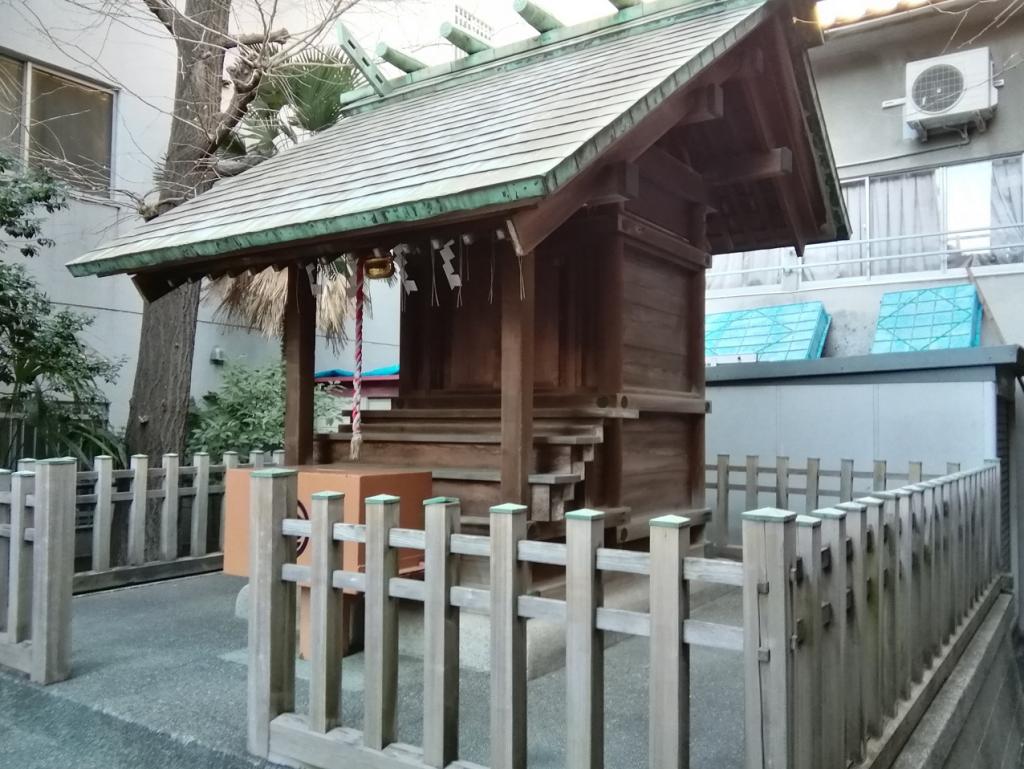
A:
742 508 796 769
649 513 691 769
364 493 400 750
247 467 297 757
423 497 461 767
489 502 528 769
566 509 605 769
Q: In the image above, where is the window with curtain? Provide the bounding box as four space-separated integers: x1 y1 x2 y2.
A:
868 169 943 275
0 53 113 195
987 155 1024 265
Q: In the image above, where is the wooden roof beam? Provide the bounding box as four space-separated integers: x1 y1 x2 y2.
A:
375 43 426 74
440 22 490 55
514 0 564 33
507 162 639 256
637 145 715 210
704 148 792 187
678 84 724 127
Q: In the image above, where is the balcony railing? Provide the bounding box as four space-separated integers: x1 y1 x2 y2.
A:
707 223 1024 294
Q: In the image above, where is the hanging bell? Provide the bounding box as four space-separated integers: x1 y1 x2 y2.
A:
364 248 395 280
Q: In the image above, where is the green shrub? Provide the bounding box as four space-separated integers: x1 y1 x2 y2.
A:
187 362 344 459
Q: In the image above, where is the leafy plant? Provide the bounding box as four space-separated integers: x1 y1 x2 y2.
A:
0 262 124 468
0 152 68 257
187 362 344 459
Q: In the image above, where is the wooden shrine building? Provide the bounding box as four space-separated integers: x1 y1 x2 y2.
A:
68 0 847 541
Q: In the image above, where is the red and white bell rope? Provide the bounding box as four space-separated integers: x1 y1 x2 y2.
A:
350 256 365 460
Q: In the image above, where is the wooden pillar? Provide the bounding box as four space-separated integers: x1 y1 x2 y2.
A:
500 250 535 504
283 263 315 466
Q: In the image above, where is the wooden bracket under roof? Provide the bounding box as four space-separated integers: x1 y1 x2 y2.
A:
337 23 392 96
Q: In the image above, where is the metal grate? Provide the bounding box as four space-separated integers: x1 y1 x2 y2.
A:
911 64 965 113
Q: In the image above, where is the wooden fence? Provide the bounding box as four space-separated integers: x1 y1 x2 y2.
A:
3 449 280 594
0 458 77 684
249 461 1002 769
247 467 744 769
706 455 958 554
745 462 1002 769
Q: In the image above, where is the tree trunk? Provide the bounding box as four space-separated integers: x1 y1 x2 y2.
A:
125 0 230 459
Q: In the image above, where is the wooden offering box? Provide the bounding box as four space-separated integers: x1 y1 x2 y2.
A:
223 464 431 577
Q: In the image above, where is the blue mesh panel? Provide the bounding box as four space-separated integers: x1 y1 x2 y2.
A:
705 301 831 361
871 284 981 354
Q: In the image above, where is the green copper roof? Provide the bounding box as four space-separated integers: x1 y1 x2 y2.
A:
68 0 772 278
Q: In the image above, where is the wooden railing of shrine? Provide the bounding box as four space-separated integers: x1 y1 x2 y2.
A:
706 455 958 554
248 462 1003 769
3 450 278 595
0 458 77 684
745 462 1002 769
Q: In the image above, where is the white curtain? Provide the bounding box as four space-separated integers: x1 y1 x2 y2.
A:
869 170 943 275
986 156 1024 265
802 181 868 281
707 247 790 290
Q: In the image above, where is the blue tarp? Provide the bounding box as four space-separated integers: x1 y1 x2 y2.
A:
314 365 399 378
705 301 831 362
871 284 981 354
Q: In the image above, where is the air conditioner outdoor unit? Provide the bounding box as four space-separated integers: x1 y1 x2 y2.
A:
904 47 997 141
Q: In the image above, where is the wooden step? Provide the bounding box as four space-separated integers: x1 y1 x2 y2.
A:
326 430 601 446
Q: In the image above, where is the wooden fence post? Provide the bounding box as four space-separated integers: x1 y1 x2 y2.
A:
840 459 854 503
128 454 148 565
742 508 796 769
713 454 729 548
837 501 867 763
745 455 759 512
0 469 11 629
894 489 915 695
567 509 605 769
8 470 34 642
423 497 461 768
776 457 789 511
92 456 113 571
805 458 820 513
908 461 923 484
649 514 691 769
30 458 77 684
247 467 297 757
309 491 343 733
875 491 898 717
160 453 180 562
794 514 822 769
364 494 400 750
858 496 884 738
810 507 847 769
873 461 886 493
908 487 926 676
191 452 210 556
937 480 953 642
490 502 528 769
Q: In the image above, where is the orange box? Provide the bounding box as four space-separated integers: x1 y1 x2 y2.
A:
224 464 431 577
223 464 432 657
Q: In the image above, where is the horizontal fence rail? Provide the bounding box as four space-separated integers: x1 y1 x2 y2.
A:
0 459 77 684
743 462 1002 769
706 456 955 556
248 469 744 769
